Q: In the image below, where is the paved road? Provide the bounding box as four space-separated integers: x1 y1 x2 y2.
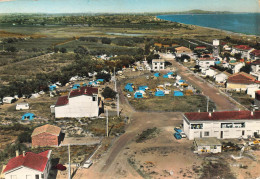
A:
170 60 238 111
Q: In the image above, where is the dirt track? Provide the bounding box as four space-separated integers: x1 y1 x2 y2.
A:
170 60 238 111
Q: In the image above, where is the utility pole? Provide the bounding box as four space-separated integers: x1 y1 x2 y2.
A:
114 67 117 92
206 96 209 112
117 94 119 117
68 144 71 179
106 109 109 137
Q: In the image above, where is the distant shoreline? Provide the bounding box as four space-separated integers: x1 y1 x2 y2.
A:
157 14 260 38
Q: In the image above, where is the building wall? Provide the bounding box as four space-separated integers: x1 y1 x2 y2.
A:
226 82 250 91
195 145 221 153
184 117 260 140
55 95 99 118
197 61 215 69
32 133 58 147
152 61 165 71
5 166 44 179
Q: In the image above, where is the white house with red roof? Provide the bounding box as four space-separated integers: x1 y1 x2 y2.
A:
183 111 260 140
3 150 52 179
231 45 254 59
196 57 215 69
250 50 260 60
54 86 101 118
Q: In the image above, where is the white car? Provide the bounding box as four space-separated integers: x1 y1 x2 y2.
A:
180 132 187 138
126 94 132 98
82 160 93 169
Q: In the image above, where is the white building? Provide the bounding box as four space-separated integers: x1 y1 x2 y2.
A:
246 85 260 98
196 58 215 69
203 68 216 77
231 45 254 59
3 150 52 179
3 97 15 104
250 60 260 80
152 59 165 71
183 111 260 140
193 137 222 154
228 62 244 74
55 87 101 118
16 103 30 110
214 72 230 83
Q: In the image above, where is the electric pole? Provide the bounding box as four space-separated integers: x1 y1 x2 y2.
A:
206 96 209 112
117 94 119 117
106 109 109 137
68 144 71 179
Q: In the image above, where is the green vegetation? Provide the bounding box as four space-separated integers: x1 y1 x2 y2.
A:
102 87 117 99
136 127 160 143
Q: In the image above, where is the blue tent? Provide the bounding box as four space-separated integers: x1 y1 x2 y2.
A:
125 83 134 92
72 84 80 89
138 86 148 91
179 80 185 83
154 73 160 77
49 85 56 91
215 61 221 65
163 74 169 78
21 113 35 121
174 91 184 96
82 83 87 87
167 72 174 75
97 79 105 83
134 92 143 98
88 81 97 86
155 90 165 97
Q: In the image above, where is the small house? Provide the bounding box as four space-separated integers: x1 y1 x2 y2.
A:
3 97 15 104
152 59 165 71
196 58 215 69
32 124 61 147
174 91 184 96
3 150 52 179
250 50 260 60
226 72 257 91
21 113 35 121
231 45 254 59
214 71 231 84
16 103 29 110
193 138 222 154
155 90 165 97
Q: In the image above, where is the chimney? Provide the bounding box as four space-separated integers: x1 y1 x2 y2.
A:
251 111 254 116
16 150 19 157
23 151 26 157
209 112 212 117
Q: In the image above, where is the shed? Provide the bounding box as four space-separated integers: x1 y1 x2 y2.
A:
72 84 81 89
155 90 165 97
193 137 222 154
21 113 35 121
49 85 57 91
16 103 29 110
154 73 160 77
174 91 184 96
134 92 143 99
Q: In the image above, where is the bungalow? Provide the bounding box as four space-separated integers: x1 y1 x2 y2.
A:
228 62 244 74
3 150 52 179
250 50 260 60
196 58 215 69
55 86 101 118
183 111 260 140
231 45 254 59
152 59 165 71
175 46 193 57
16 103 29 110
32 124 61 147
193 137 222 154
226 72 257 91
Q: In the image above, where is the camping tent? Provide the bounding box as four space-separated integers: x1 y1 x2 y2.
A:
138 86 148 91
72 84 81 89
21 113 35 120
174 91 184 96
49 85 57 91
163 74 169 78
154 73 160 77
125 83 134 92
155 90 165 97
134 92 143 98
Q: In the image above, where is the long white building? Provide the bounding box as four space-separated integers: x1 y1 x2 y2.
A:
55 86 101 118
183 111 260 140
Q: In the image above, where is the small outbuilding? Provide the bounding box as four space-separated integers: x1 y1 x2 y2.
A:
21 113 35 121
32 124 61 147
193 137 222 154
16 103 30 110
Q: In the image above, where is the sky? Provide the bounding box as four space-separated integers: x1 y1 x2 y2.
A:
0 0 259 14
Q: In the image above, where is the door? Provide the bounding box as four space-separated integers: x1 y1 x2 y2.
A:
242 130 245 136
220 131 223 139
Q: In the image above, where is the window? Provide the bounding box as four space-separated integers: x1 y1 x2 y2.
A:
92 96 96 101
35 175 39 179
160 62 163 65
41 174 44 179
160 66 163 69
155 66 157 69
204 131 209 136
191 124 203 129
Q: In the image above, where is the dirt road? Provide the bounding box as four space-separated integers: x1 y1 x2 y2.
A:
170 60 238 111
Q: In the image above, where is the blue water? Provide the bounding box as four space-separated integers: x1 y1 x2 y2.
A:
157 13 260 36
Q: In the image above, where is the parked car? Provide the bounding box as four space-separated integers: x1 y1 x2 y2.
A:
126 94 132 98
82 160 93 169
174 132 182 140
180 132 187 138
174 127 182 133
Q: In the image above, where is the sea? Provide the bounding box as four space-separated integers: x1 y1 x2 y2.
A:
157 13 260 36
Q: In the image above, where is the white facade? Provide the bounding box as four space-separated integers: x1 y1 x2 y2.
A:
196 59 215 69
228 62 244 74
246 85 260 98
16 103 30 110
55 95 99 118
3 97 15 104
203 68 216 77
193 138 222 154
152 59 165 71
231 47 254 59
183 114 260 140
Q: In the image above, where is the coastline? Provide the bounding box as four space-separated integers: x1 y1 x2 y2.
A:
156 15 260 38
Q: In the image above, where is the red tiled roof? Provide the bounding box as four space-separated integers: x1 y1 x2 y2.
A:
233 45 253 51
184 111 260 121
198 57 215 61
227 72 256 84
55 96 69 106
31 124 61 137
69 86 98 97
3 150 51 173
250 50 260 57
195 46 206 49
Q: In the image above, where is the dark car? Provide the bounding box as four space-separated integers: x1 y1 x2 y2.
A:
53 164 67 171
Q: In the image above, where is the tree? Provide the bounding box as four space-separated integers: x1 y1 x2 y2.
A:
234 53 242 60
54 47 59 53
17 131 32 143
60 47 67 53
96 72 111 82
101 38 112 44
240 64 252 74
102 87 117 99
6 46 17 52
